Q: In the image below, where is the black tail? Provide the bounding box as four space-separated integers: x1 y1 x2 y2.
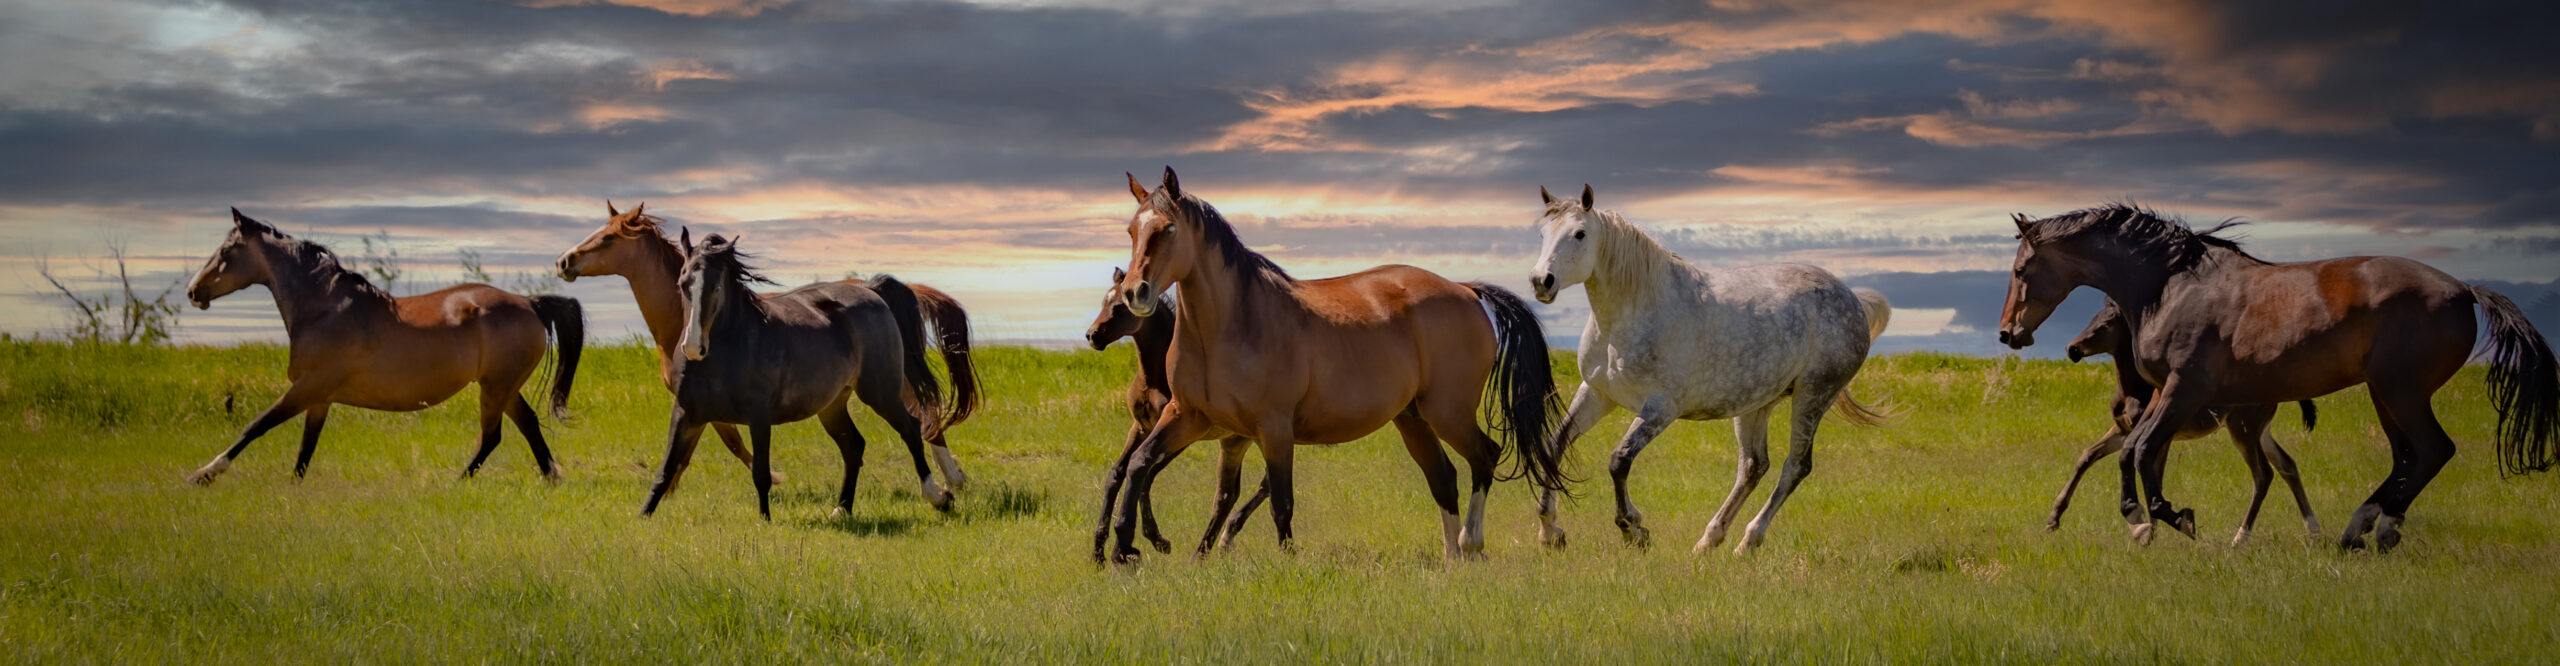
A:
2474 286 2559 476
906 282 981 431
528 295 584 418
2297 401 2318 431
870 276 946 438
1467 282 1568 492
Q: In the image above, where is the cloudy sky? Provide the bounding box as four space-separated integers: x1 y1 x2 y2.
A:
6 0 2556 355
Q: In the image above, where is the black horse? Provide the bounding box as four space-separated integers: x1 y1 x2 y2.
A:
642 231 947 520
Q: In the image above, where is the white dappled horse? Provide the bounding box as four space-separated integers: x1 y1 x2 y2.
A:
1526 185 1892 554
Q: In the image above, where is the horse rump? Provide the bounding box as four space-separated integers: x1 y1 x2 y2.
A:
1465 281 1570 492
528 294 584 418
867 275 946 437
2474 285 2559 475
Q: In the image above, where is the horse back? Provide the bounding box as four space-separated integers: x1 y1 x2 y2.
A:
2153 255 2474 399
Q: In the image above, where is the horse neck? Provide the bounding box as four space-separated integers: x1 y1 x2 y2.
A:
620 242 691 363
1170 252 1288 352
253 241 371 338
1583 221 1694 332
1134 310 1176 394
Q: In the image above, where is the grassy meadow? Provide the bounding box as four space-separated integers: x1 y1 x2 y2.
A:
2 340 2555 662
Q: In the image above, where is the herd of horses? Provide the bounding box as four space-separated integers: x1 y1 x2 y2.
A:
178 168 2558 561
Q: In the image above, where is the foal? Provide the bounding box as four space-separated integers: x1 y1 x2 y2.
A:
2047 300 2321 545
1083 269 1270 561
184 209 583 483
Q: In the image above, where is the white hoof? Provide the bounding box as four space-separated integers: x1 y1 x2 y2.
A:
187 460 230 485
2130 523 2155 546
2230 528 2252 547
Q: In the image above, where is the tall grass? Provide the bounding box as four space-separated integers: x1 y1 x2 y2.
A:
2 342 2553 662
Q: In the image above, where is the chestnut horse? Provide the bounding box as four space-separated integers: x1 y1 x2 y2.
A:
1107 168 1567 563
1083 268 1270 561
2000 203 2558 551
555 203 979 494
183 208 584 483
2048 299 2321 545
641 233 946 519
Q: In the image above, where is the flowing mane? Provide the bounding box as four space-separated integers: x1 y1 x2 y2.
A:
2025 202 2255 273
1151 189 1292 284
614 212 690 270
245 222 394 305
1541 200 1681 294
694 237 778 288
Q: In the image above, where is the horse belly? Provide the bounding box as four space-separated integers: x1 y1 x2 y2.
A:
333 371 472 412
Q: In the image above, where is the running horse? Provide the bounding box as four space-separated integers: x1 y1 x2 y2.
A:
642 232 949 519
1999 203 2558 551
1106 168 1568 563
2047 299 2322 545
555 203 979 495
183 208 584 483
1525 185 1892 554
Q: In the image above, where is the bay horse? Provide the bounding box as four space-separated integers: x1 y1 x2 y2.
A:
1999 203 2559 551
554 203 979 494
642 232 947 520
183 208 584 483
2048 299 2322 545
1083 268 1270 561
1526 185 1891 554
1107 168 1567 563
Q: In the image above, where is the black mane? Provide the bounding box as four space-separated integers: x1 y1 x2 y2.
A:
1153 191 1292 282
257 226 394 303
2027 202 2253 272
694 238 778 287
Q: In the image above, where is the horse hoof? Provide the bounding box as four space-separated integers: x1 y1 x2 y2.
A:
2129 523 2155 546
1147 536 1173 554
186 470 219 486
542 471 563 485
2171 509 2198 539
927 491 955 514
1112 549 1143 566
2230 529 2252 547
2338 534 2366 551
2045 519 2062 533
1540 530 1568 550
2375 528 2401 553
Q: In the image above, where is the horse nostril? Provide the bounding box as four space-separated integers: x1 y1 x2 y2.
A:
1998 330 2013 345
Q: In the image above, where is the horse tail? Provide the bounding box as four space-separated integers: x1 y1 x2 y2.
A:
870 275 946 438
528 295 584 418
907 282 981 430
1830 390 1896 427
2472 285 2558 475
1466 282 1569 492
2298 401 2318 431
1852 287 1892 342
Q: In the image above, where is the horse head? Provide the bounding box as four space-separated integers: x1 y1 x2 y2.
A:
1086 267 1155 350
676 231 757 362
558 201 663 281
1114 168 1198 318
187 208 280 310
1528 184 1600 304
2065 300 2126 363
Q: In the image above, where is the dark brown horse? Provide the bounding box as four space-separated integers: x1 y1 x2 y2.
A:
2000 203 2558 551
643 233 947 520
1106 168 1567 563
183 208 584 483
553 203 979 493
2048 299 2321 544
1083 268 1270 561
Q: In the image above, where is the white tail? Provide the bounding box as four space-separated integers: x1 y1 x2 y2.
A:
1853 287 1891 342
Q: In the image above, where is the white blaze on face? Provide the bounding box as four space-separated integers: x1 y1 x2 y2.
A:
679 267 714 361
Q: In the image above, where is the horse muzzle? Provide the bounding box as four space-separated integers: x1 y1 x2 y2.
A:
1529 273 1557 304
1998 328 2034 349
555 255 581 282
1123 283 1159 317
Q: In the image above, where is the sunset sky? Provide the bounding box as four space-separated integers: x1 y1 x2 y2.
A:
5 0 2556 355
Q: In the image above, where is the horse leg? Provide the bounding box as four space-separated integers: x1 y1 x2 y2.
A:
857 380 949 512
1093 423 1146 563
1730 390 1826 553
1608 400 1676 548
505 394 562 483
2224 409 2276 547
192 381 330 484
817 397 870 517
1254 420 1299 555
1113 406 1212 563
1219 439 1269 551
462 384 512 479
1539 385 1614 548
1698 405 1772 552
640 409 707 516
2049 426 2125 532
291 403 331 480
1392 411 1464 560
928 428 970 494
2123 378 2207 545
748 421 776 520
1196 435 1256 557
702 423 782 492
2266 431 2322 537
2358 384 2457 553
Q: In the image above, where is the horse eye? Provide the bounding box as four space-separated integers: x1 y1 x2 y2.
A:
1572 230 1585 240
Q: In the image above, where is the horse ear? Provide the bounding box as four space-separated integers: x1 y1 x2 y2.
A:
1580 184 1594 209
606 200 620 217
1160 166 1182 200
632 202 647 216
679 226 693 255
1127 172 1148 202
230 207 249 227
726 232 744 248
1540 186 1554 205
2012 213 2030 232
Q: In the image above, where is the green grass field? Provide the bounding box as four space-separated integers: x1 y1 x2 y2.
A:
3 341 2554 662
